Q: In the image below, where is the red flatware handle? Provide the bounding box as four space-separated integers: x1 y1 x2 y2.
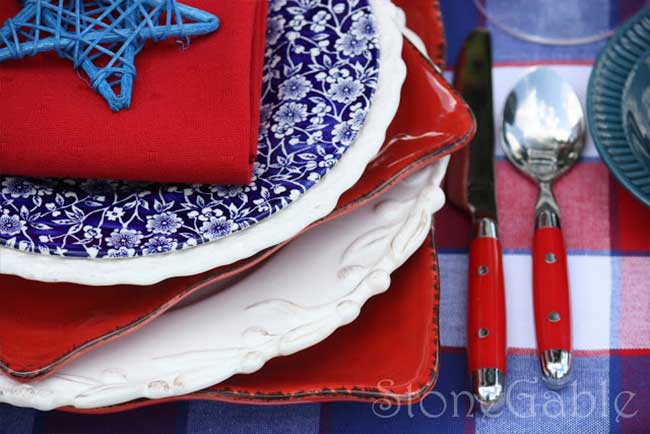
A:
467 234 507 373
533 226 571 353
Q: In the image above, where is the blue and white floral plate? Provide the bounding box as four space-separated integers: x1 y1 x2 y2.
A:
0 0 407 286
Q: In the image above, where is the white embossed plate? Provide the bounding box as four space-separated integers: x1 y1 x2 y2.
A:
0 159 449 411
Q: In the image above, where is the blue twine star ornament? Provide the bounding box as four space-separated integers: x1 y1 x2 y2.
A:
0 0 219 111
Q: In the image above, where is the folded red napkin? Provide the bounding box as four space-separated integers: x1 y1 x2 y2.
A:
0 0 267 185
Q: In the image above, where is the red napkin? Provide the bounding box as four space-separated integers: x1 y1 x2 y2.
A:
0 0 267 185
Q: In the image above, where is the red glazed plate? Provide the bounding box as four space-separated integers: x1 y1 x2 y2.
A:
393 0 446 68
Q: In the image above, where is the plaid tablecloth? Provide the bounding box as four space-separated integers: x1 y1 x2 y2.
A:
1 0 649 433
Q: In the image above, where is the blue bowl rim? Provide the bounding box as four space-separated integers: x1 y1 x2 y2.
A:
586 6 650 207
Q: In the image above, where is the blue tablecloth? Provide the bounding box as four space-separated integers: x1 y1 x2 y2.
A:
1 1 649 433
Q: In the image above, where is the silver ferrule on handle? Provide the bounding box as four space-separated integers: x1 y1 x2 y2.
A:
471 368 506 413
536 208 561 229
540 349 572 389
474 217 498 239
534 181 561 228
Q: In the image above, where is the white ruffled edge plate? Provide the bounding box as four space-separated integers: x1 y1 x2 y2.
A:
0 0 407 286
0 157 449 411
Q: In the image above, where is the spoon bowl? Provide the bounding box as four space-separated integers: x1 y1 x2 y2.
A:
502 68 586 184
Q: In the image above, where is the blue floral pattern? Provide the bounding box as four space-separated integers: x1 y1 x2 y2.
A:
0 0 379 259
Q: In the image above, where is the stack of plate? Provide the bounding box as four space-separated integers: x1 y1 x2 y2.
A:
0 0 474 411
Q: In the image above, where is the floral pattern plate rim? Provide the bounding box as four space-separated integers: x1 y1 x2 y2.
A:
0 158 449 411
0 0 406 285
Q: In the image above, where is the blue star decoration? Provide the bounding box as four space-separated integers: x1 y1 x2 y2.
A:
0 0 218 111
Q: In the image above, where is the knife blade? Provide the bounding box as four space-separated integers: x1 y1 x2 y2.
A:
447 29 506 414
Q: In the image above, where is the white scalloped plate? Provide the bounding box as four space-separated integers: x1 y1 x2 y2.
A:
0 158 448 411
0 0 407 286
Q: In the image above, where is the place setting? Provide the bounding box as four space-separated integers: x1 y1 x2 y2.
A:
0 0 648 431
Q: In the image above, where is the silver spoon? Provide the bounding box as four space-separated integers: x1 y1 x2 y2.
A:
501 68 585 389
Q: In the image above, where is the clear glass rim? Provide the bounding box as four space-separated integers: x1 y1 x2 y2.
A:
473 0 617 46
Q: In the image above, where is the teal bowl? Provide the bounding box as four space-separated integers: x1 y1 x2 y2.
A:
587 7 650 207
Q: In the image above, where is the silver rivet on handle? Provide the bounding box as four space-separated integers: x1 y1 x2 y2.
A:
548 311 561 322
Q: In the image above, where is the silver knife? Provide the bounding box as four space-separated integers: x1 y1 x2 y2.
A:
446 29 507 414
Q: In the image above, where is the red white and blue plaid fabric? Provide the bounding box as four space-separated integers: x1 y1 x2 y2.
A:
0 0 648 433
